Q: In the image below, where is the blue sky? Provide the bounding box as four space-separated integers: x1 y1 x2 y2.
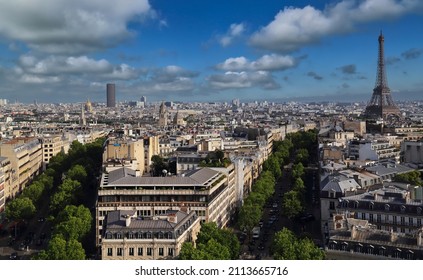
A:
0 0 422 103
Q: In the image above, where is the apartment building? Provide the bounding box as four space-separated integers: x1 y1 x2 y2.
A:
327 213 423 260
0 137 42 198
96 164 237 247
101 209 200 260
40 134 70 167
348 139 400 164
337 186 423 234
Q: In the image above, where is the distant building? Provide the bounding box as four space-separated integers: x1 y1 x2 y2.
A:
402 140 423 165
107 83 116 108
158 102 168 127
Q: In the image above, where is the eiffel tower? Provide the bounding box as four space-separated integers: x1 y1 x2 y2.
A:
364 31 401 120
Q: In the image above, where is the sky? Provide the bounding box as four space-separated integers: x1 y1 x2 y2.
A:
0 0 422 104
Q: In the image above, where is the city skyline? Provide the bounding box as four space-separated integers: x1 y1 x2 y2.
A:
0 0 422 103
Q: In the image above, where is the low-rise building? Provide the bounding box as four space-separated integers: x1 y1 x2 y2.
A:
101 209 200 260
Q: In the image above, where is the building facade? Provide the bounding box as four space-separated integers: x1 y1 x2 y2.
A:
101 209 200 260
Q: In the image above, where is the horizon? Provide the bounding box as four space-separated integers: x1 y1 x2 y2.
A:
0 0 422 103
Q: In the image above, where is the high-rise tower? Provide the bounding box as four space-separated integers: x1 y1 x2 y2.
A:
158 101 168 126
364 32 401 120
106 83 116 108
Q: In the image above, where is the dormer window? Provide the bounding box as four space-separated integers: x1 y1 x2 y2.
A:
400 205 406 213
385 204 390 211
369 202 374 210
116 232 122 239
354 201 359 209
417 207 422 215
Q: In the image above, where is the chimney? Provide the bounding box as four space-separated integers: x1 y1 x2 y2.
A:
390 229 397 243
167 213 177 224
351 225 358 239
125 215 131 227
417 229 422 247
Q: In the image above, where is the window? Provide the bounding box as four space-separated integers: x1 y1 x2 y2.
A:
385 204 390 211
418 207 422 215
329 201 335 210
159 248 164 256
138 247 143 256
168 248 174 257
117 248 123 256
400 217 405 225
417 219 421 227
146 232 152 239
409 217 413 226
129 248 134 256
393 216 397 225
147 248 152 256
377 214 381 223
369 214 374 222
116 232 122 239
128 232 134 239
107 248 113 256
361 213 366 220
369 202 374 210
401 205 406 213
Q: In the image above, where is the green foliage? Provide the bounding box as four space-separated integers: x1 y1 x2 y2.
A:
273 228 324 260
293 177 305 194
54 205 92 241
263 155 282 179
199 150 231 168
66 164 87 184
295 148 309 164
36 235 86 260
49 179 81 213
292 162 305 179
394 171 422 186
196 222 240 259
21 181 45 205
5 197 36 221
282 190 303 219
181 222 239 260
151 155 169 176
238 202 262 233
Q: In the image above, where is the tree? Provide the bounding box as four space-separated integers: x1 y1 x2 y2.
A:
36 235 86 260
66 164 87 185
293 177 305 194
296 238 325 260
394 171 422 186
263 155 282 179
54 205 92 241
282 191 303 219
292 162 305 179
179 239 231 260
5 197 36 221
295 148 309 164
151 155 168 176
272 228 297 260
21 181 45 205
238 202 262 234
196 222 240 259
272 228 324 260
49 179 81 213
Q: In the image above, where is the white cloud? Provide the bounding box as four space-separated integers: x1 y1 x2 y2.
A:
250 0 423 52
15 54 140 83
0 0 152 54
219 23 245 47
208 71 280 90
216 54 296 71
